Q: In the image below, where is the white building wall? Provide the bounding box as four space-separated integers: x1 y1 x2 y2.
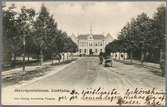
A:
78 39 105 55
111 52 128 60
77 33 114 56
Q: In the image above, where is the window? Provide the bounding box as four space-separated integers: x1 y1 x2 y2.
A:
84 49 86 53
89 43 92 46
95 49 98 53
94 42 97 46
100 49 102 52
80 49 82 53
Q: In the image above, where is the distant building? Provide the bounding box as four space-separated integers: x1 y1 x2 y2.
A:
71 33 78 45
73 27 113 55
105 33 113 45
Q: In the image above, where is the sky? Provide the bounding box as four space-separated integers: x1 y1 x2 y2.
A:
6 1 166 38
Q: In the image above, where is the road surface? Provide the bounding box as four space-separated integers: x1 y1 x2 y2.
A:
2 57 165 105
16 57 165 89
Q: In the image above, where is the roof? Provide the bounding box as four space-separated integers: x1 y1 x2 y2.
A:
78 34 105 40
93 34 105 39
78 35 89 40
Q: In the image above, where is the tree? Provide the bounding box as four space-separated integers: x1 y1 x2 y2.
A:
63 37 78 60
152 6 166 76
105 6 166 76
3 4 79 68
18 6 35 71
134 13 152 64
3 5 23 67
105 39 122 60
33 5 51 65
44 15 59 63
19 6 35 63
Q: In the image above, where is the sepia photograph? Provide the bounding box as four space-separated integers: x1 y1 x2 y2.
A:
1 1 166 106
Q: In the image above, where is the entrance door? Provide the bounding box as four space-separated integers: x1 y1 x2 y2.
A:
89 49 93 55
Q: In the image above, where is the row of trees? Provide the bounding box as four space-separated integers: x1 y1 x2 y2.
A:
105 6 165 76
3 4 78 67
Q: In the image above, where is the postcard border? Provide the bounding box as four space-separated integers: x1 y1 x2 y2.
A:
0 0 166 107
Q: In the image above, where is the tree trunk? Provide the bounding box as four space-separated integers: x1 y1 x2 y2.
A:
63 53 65 62
51 56 54 65
23 47 26 72
124 52 126 60
71 52 73 60
130 50 133 64
27 52 30 63
12 53 16 67
119 52 121 60
67 53 68 60
40 49 43 65
160 48 165 76
141 51 144 64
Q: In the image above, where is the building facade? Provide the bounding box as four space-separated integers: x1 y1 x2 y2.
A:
76 33 113 55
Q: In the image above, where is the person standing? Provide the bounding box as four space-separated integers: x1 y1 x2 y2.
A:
99 52 104 64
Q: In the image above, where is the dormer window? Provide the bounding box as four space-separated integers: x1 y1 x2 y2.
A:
88 34 93 40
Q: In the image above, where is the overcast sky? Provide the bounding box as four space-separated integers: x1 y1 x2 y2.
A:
6 1 165 38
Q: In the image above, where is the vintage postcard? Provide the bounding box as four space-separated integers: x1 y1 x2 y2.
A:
1 1 166 106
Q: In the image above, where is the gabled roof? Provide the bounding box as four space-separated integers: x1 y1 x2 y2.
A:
78 35 89 40
71 34 76 38
93 34 105 40
78 34 105 40
105 33 113 40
